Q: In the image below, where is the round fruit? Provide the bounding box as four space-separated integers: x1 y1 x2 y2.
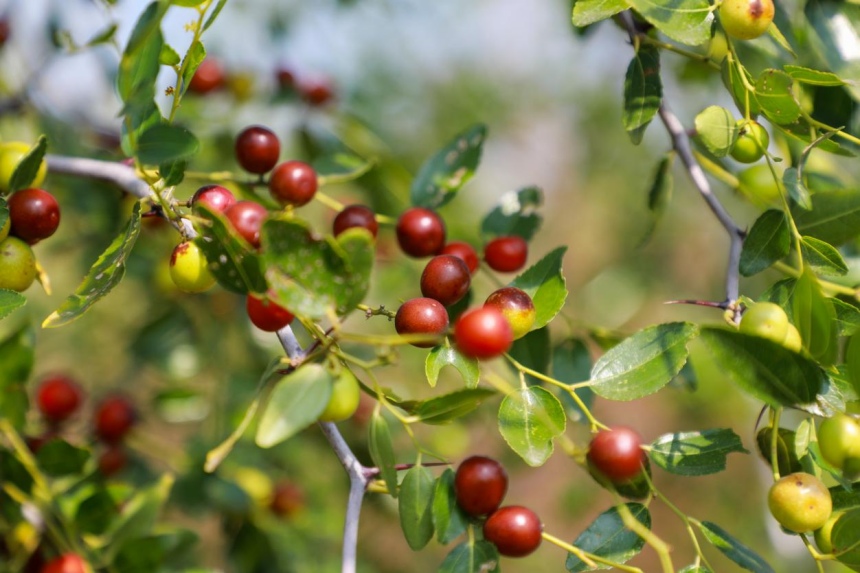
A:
169 241 216 293
818 413 860 471
454 306 514 360
420 255 471 307
484 287 536 340
0 216 9 241
94 395 136 443
767 472 832 533
270 481 304 517
268 161 318 207
225 200 267 248
737 164 782 206
187 57 225 94
441 241 479 274
235 126 280 175
246 293 294 332
36 375 83 424
731 120 769 163
587 426 645 483
275 67 296 91
814 511 842 554
191 185 236 214
739 302 789 344
8 188 60 244
484 236 528 273
0 142 47 193
318 368 361 422
98 445 128 477
333 205 378 238
454 456 508 517
396 208 446 258
0 236 37 292
483 506 543 558
41 553 90 573
719 0 775 40
394 297 449 348
782 323 802 352
299 77 335 107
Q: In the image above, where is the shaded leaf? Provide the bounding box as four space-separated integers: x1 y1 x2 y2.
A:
791 270 837 365
649 429 748 476
508 327 551 385
411 388 496 425
425 346 480 389
432 469 468 544
35 439 90 477
698 521 775 573
398 465 435 550
481 186 544 241
137 124 199 165
314 152 373 185
498 386 565 466
565 503 651 572
739 210 790 277
782 167 811 211
194 205 266 294
833 299 860 337
180 40 206 95
510 247 568 329
800 236 848 276
552 338 595 423
793 189 860 246
639 153 674 246
0 325 34 430
369 410 398 498
438 539 499 573
626 0 713 45
410 124 487 209
255 364 332 448
10 136 47 193
755 427 802 476
623 45 661 144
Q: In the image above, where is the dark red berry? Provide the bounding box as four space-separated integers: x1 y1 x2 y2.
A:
420 255 471 307
246 293 294 332
268 161 318 207
94 395 136 444
483 506 543 558
587 426 645 483
0 17 10 48
36 375 82 424
454 456 508 517
98 445 128 477
299 77 335 106
394 298 449 348
441 241 479 274
191 185 236 214
454 306 513 360
276 67 296 90
396 207 446 258
271 481 304 517
235 126 281 175
9 188 61 244
188 58 225 94
41 554 89 573
333 205 378 238
484 236 528 273
225 201 267 248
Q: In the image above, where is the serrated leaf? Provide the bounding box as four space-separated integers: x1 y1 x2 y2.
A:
255 364 332 448
314 153 373 185
626 0 713 45
565 503 651 572
369 410 398 498
432 469 468 544
510 247 567 329
480 186 544 241
137 123 199 165
649 429 748 476
694 106 737 157
793 189 860 246
35 439 90 477
623 45 661 144
698 521 775 573
590 322 699 401
411 388 495 425
754 69 801 126
44 204 142 328
498 386 565 466
0 289 26 321
425 346 480 389
438 539 499 573
739 210 790 277
0 325 34 430
398 465 435 550
194 205 266 294
9 136 47 193
782 167 811 210
800 236 848 276
572 0 628 26
783 65 845 87
410 124 486 209
180 40 206 95
792 270 837 365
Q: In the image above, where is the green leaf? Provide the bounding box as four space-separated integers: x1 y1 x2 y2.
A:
203 0 228 31
792 270 837 365
425 346 480 389
722 60 761 118
639 153 674 245
314 152 373 185
508 327 551 385
86 23 119 47
438 539 499 573
412 388 495 425
590 322 699 401
159 43 180 66
626 0 713 45
498 386 566 466
369 410 398 498
432 469 468 544
10 136 47 193
755 427 802 476
773 117 851 157
510 247 568 329
193 205 266 295
398 465 435 550
831 484 860 513
108 474 174 559
35 439 90 476
739 210 790 277
694 106 737 157
0 325 34 430
480 186 544 241
410 124 487 209
137 123 199 165
804 2 860 100
0 289 26 321
649 429 748 476
754 69 801 125
833 299 860 337
847 334 860 396
679 566 713 573
793 189 860 246
783 65 845 87
833 510 860 569
623 45 661 144
565 503 651 572
76 489 119 535
171 0 207 6
255 364 332 448
800 236 848 276
43 203 142 328
552 338 595 423
572 0 628 26
697 521 775 573
179 40 206 95
782 167 811 211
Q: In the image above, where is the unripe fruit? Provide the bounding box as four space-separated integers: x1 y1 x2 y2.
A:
818 413 860 471
782 323 802 352
333 205 378 238
0 142 47 193
739 302 789 344
268 161 318 207
8 188 60 244
246 293 294 332
738 164 782 205
814 511 842 554
35 375 83 424
719 0 774 40
484 287 536 340
235 126 280 175
318 368 361 422
396 208 446 258
94 395 136 443
587 426 645 483
454 306 513 360
169 241 216 293
394 298 449 348
0 216 9 241
441 241 479 274
484 236 528 273
225 201 267 248
188 58 225 94
0 236 37 292
454 456 508 517
41 553 90 573
191 185 236 214
420 255 471 307
731 120 769 163
483 506 543 558
767 472 832 533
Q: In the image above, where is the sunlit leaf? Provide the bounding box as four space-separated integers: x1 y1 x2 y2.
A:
410 124 487 209
498 386 565 466
649 429 748 476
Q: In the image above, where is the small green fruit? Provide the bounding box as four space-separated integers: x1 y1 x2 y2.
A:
0 236 37 292
818 413 860 471
731 120 769 163
739 302 789 344
814 511 842 554
169 241 216 293
318 368 361 422
737 164 782 206
0 141 47 193
719 0 775 40
768 472 832 533
782 323 802 352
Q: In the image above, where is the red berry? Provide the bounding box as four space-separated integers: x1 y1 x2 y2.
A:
268 161 318 207
299 77 335 106
454 307 513 360
587 426 645 483
225 201 267 248
441 241 479 274
94 395 136 444
484 287 536 340
275 67 296 90
188 58 225 94
396 207 446 258
41 554 89 573
484 236 528 273
271 481 304 517
394 298 449 348
235 126 280 175
8 188 61 244
483 506 543 558
191 185 236 214
35 375 83 424
420 255 471 307
98 445 128 477
454 456 508 517
0 17 10 48
333 205 378 238
246 293 294 332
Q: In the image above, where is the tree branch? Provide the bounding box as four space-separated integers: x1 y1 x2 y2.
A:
46 155 153 199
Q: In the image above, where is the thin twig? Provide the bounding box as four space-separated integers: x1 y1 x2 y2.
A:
46 155 152 199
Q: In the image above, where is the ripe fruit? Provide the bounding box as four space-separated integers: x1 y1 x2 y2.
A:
8 188 60 244
0 141 47 193
739 302 789 344
484 287 536 340
394 298 449 348
731 120 769 163
0 236 37 292
35 375 83 424
483 506 543 558
275 67 296 91
268 161 318 207
587 426 645 483
169 241 216 293
454 306 513 360
719 0 775 40
191 184 236 214
235 126 280 175
767 472 832 533
454 456 508 517
441 241 479 274
318 368 361 422
484 236 528 273
94 395 136 443
246 293 294 332
333 205 378 238
299 77 335 107
98 445 128 477
818 413 860 473
225 200 267 248
420 255 471 307
396 208 446 258
188 57 225 94
41 553 90 573
270 481 304 517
